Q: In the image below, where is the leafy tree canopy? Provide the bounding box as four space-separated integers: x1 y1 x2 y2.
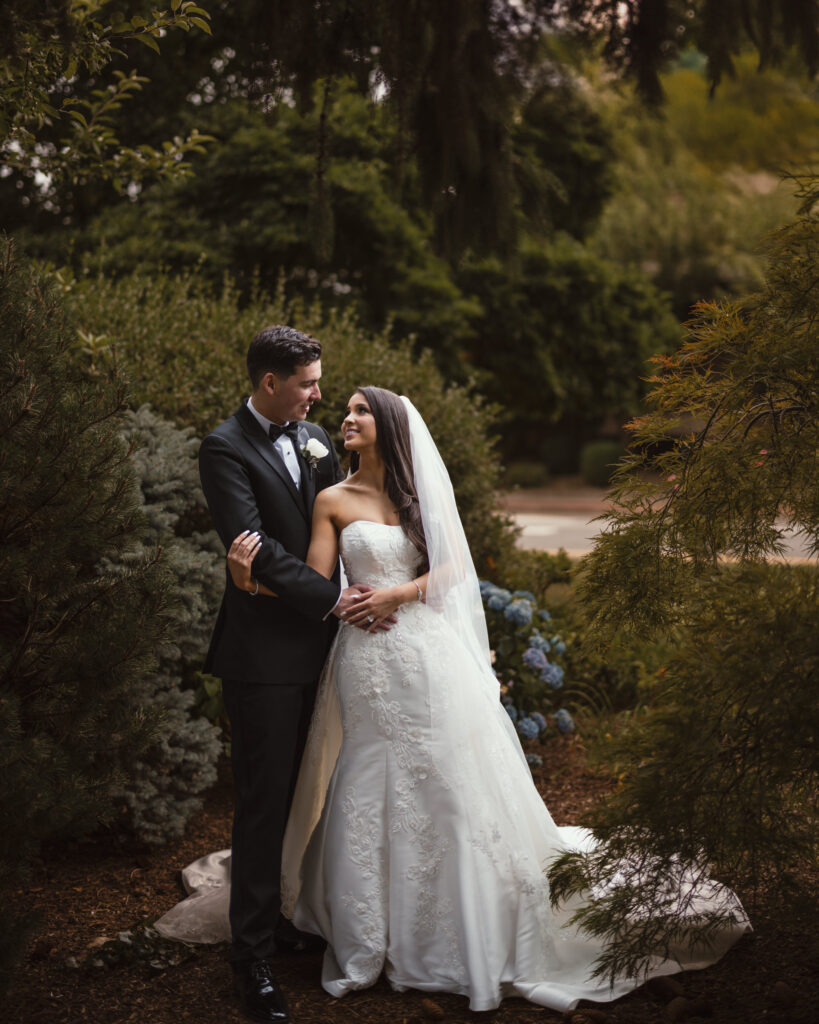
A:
0 0 213 192
208 0 818 255
3 2 817 260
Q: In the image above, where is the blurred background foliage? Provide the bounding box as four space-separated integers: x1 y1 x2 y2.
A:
4 3 816 475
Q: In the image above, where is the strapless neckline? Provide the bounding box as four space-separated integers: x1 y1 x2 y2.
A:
339 519 402 537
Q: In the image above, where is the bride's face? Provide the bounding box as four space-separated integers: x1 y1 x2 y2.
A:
342 392 377 452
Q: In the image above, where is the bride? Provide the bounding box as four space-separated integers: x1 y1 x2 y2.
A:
156 387 750 1012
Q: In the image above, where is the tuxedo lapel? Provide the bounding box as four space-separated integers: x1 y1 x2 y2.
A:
234 403 309 521
296 425 318 512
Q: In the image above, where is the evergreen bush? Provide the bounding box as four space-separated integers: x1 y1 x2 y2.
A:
549 176 819 982
0 244 172 989
62 273 515 573
502 460 550 489
579 440 624 487
494 547 573 606
111 406 224 844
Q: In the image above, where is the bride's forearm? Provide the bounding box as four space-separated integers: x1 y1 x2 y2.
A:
396 572 428 606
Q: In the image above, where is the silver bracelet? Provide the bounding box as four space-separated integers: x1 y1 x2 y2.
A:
414 581 424 603
249 578 259 597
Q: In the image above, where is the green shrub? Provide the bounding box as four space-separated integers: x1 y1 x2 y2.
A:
62 272 516 572
0 244 172 989
502 460 550 489
579 440 623 487
495 547 573 606
111 407 224 844
494 549 664 718
550 178 819 981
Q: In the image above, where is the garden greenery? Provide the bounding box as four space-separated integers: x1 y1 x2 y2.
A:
548 176 819 982
61 270 516 572
111 406 224 844
0 244 173 988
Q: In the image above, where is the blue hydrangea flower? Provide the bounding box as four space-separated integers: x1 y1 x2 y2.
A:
540 663 564 689
550 636 567 655
479 579 494 597
530 711 547 732
527 632 551 653
553 708 575 734
504 599 533 626
522 647 548 671
504 704 518 723
525 752 543 768
538 609 552 622
517 716 540 740
512 590 537 604
487 588 513 611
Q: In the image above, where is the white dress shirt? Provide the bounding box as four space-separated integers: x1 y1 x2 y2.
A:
246 397 342 617
247 397 301 486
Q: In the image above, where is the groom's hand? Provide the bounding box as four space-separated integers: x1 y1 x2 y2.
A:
334 584 395 631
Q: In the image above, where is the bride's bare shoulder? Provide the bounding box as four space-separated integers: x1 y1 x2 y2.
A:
313 479 361 518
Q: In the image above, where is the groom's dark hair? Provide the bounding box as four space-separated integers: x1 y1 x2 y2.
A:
247 325 322 387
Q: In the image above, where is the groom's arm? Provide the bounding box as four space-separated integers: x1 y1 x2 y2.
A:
199 433 339 620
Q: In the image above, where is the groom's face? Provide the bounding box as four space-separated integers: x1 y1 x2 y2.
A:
269 359 322 423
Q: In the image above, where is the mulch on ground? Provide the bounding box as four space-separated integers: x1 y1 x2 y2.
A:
6 737 816 1024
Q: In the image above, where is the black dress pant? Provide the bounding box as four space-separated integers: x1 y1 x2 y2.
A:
222 678 318 962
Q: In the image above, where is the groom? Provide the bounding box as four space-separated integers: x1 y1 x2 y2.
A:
199 325 368 1023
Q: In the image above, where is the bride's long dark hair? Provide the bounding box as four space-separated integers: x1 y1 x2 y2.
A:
349 386 428 571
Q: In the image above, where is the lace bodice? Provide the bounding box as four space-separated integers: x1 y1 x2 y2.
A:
339 521 423 589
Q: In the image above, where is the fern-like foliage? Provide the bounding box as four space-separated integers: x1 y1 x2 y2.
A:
548 175 819 981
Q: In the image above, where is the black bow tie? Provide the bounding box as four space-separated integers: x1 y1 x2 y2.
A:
269 422 299 443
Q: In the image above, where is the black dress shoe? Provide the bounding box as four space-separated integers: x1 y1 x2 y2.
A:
233 959 289 1023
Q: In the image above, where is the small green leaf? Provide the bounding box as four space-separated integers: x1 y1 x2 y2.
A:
189 17 211 34
133 33 161 53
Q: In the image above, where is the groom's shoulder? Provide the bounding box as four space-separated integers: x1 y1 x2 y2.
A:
204 404 246 443
199 407 247 461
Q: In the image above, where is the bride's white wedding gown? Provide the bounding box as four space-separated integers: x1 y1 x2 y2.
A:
156 521 750 1012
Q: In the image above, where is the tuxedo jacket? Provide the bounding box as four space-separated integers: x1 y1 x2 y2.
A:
199 401 343 686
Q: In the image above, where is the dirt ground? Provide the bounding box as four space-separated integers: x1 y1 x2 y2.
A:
6 737 816 1024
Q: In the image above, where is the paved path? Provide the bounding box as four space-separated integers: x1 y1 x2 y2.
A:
509 509 815 561
511 511 604 558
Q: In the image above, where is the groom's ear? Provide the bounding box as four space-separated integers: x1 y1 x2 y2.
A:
262 371 278 396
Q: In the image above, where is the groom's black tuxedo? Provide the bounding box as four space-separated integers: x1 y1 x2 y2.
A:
200 401 342 684
199 400 343 963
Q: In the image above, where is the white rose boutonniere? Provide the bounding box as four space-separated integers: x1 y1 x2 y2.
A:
300 436 329 469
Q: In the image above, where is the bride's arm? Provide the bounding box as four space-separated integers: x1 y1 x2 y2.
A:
304 490 340 579
226 492 338 594
227 531 277 595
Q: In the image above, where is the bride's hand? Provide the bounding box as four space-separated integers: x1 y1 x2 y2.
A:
227 530 261 591
344 587 403 632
